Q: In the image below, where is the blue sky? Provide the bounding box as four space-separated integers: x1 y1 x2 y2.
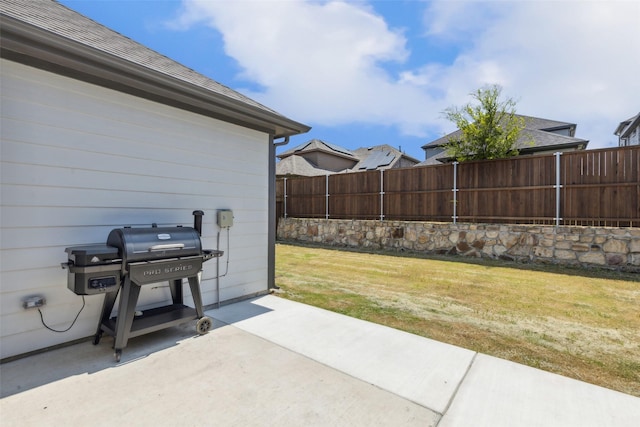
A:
60 0 640 161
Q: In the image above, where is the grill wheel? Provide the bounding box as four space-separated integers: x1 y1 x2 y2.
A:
196 316 213 335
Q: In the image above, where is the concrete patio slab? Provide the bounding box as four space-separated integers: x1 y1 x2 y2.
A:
208 294 477 414
0 320 439 426
438 353 640 427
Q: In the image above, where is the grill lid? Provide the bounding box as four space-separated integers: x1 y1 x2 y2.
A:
107 226 202 263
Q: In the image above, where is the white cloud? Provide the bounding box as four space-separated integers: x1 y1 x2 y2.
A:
173 0 441 136
174 0 640 148
420 0 640 147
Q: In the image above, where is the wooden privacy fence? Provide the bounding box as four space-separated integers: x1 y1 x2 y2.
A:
276 146 640 227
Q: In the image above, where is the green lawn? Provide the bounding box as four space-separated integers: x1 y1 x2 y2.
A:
274 243 640 397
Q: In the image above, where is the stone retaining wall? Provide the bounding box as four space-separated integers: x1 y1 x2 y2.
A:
277 218 640 272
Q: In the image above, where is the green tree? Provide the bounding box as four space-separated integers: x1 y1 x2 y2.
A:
442 85 525 162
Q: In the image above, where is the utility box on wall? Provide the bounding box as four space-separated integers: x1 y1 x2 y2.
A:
217 210 234 228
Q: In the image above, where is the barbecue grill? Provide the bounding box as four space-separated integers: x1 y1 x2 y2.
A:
63 211 222 361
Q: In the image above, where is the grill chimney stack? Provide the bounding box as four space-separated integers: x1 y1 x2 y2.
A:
192 210 204 236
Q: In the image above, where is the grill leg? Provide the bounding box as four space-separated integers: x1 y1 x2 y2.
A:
188 275 204 318
169 279 183 305
95 289 119 345
113 276 141 357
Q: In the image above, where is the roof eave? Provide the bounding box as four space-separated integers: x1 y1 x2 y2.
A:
278 149 356 162
421 138 448 150
519 141 589 153
0 15 310 138
620 115 640 138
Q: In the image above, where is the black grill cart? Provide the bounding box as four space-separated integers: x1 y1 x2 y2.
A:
63 211 222 361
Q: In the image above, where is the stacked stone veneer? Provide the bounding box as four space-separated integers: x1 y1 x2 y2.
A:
277 218 640 272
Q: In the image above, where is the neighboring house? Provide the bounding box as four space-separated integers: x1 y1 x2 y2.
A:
276 139 420 177
0 0 309 360
614 112 640 147
277 139 359 176
419 115 589 165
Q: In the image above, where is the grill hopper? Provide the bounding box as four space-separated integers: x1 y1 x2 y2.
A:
64 244 122 295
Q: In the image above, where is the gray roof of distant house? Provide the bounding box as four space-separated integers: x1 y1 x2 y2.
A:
416 129 588 166
278 139 357 160
276 142 421 176
614 112 640 138
352 144 420 170
422 114 582 149
0 0 310 138
518 116 576 133
275 155 334 177
516 129 587 151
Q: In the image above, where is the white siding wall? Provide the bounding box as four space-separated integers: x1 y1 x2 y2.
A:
0 60 270 359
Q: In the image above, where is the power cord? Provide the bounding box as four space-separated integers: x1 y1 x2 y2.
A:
217 226 231 278
38 295 85 333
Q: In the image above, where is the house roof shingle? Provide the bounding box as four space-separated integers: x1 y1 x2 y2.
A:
517 128 587 151
276 142 421 176
278 139 357 161
421 114 583 149
275 155 334 177
0 0 310 138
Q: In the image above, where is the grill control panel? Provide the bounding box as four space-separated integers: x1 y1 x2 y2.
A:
89 276 118 292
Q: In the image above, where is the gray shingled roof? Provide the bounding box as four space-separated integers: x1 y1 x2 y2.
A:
415 128 588 166
614 112 640 138
275 155 334 177
422 114 582 149
517 128 587 151
425 128 587 151
278 139 357 160
277 142 421 176
519 115 576 133
1 0 310 137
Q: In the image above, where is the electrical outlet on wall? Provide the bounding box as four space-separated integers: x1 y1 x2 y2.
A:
22 295 46 309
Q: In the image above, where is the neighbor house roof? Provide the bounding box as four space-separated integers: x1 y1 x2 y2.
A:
275 155 336 177
518 116 576 135
0 0 310 138
421 114 584 150
276 141 420 176
614 112 640 138
278 139 357 161
416 128 589 166
516 129 587 152
352 145 420 170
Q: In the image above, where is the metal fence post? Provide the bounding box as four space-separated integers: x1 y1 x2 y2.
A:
554 152 563 228
380 169 385 221
283 177 287 219
452 162 459 224
326 174 330 219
